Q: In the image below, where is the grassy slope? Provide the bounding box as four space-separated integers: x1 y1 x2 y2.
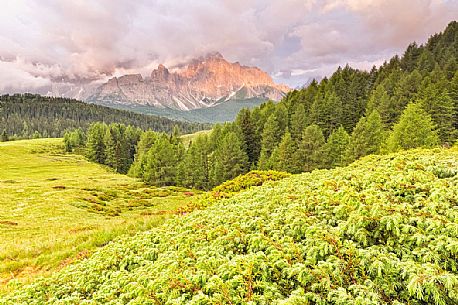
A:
2 147 458 304
0 139 196 290
181 130 212 147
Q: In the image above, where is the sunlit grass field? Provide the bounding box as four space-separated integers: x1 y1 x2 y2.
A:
0 138 196 292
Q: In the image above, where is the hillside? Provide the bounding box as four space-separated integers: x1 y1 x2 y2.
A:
0 139 198 290
2 147 457 304
101 97 267 123
0 94 208 140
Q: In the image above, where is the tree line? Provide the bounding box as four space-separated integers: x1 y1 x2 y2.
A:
64 22 457 189
0 93 208 141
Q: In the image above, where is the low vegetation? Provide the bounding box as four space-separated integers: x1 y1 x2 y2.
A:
2 147 457 304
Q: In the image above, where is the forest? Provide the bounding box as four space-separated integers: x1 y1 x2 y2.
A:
64 21 457 190
0 93 208 140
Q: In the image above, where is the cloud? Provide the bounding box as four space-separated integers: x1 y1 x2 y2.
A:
0 0 456 90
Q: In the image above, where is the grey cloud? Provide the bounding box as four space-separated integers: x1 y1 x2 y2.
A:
0 0 456 91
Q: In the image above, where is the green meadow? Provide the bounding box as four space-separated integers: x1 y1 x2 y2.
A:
0 138 196 291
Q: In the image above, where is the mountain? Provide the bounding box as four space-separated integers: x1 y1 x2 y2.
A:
87 52 290 111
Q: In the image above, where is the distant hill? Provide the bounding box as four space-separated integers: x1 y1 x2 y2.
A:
0 94 208 139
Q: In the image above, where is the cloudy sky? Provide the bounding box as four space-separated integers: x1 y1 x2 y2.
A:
0 0 456 92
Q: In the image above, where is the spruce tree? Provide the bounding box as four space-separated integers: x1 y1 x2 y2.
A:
417 80 456 143
143 134 179 186
236 108 258 165
322 126 350 168
128 131 158 177
270 131 300 173
290 103 307 143
210 132 248 187
86 122 108 164
386 103 439 152
258 114 281 170
179 134 210 190
345 110 385 163
297 124 326 172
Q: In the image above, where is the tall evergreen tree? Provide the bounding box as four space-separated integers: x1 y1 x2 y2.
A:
417 80 456 143
210 132 248 187
386 103 439 152
142 134 180 186
178 134 210 190
290 103 307 143
258 114 281 170
86 122 108 164
322 126 350 168
297 124 326 172
236 108 258 165
270 131 300 173
345 110 385 163
128 131 158 177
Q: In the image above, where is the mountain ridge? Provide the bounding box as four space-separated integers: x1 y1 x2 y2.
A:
87 52 290 111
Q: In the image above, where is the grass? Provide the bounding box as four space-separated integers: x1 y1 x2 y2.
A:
0 138 197 292
181 130 212 147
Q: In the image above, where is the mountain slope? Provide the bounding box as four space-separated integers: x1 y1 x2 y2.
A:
3 147 458 304
0 94 208 139
88 52 290 111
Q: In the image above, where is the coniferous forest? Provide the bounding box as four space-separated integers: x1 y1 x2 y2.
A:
64 21 457 190
0 94 208 140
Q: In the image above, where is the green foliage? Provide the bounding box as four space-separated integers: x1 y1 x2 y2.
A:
85 122 108 164
63 128 85 152
142 134 183 186
179 134 211 190
297 124 326 172
0 94 207 140
212 170 290 194
345 110 385 162
386 103 439 152
4 148 458 304
258 114 282 170
270 131 300 173
416 78 456 143
210 131 248 186
323 126 350 168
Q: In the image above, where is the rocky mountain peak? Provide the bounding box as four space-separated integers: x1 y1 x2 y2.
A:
89 52 290 111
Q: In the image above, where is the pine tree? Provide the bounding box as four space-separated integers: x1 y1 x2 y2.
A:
449 71 458 131
178 134 210 190
210 132 248 187
417 80 456 143
386 103 439 152
290 103 307 143
236 108 258 165
345 110 385 163
297 124 326 172
128 131 158 177
86 122 108 164
142 134 179 186
258 114 281 170
322 126 350 168
270 131 300 173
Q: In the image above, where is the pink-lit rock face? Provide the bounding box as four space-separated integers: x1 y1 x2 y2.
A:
90 53 290 110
